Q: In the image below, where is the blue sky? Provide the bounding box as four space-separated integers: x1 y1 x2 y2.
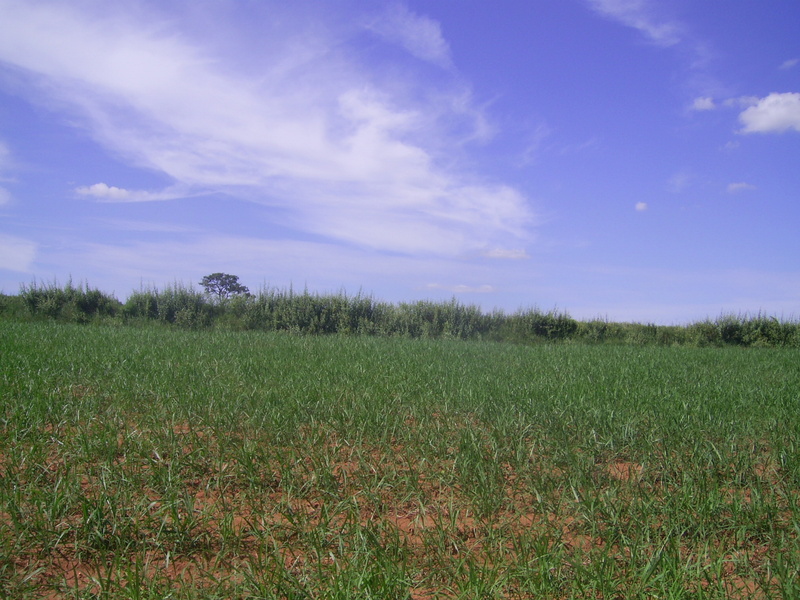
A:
0 0 798 324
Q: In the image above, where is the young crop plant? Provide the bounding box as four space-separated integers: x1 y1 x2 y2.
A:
1 320 799 598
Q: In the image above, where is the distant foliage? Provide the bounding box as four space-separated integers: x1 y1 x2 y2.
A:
7 280 800 347
0 293 26 320
19 279 121 323
688 313 798 348
124 283 212 328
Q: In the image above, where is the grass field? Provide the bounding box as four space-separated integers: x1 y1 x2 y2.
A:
2 320 800 598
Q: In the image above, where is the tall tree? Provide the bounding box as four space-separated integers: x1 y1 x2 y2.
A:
199 273 250 300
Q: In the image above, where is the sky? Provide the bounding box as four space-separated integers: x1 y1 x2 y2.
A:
0 0 798 324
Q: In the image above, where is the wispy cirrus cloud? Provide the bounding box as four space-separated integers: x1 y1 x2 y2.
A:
75 183 194 202
0 140 13 206
363 3 453 69
727 182 756 194
585 0 683 47
482 248 530 260
92 218 201 234
585 0 725 106
779 58 799 70
0 0 532 258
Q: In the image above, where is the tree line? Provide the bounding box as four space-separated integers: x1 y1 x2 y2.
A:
1 276 798 348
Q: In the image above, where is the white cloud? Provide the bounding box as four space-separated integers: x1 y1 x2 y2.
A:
585 0 682 46
286 181 533 256
517 123 552 166
691 96 715 111
0 188 10 205
364 4 452 69
727 182 756 193
482 248 530 260
738 92 800 134
0 1 532 257
780 58 799 70
635 202 648 211
75 183 193 202
0 234 37 271
75 183 136 201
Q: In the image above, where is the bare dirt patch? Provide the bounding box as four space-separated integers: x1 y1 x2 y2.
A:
2 422 793 598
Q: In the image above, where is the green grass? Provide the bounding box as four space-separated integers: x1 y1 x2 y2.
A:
2 320 800 598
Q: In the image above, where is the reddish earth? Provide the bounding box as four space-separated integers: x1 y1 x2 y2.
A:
1 423 790 598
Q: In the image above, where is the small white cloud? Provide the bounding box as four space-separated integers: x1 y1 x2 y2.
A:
635 202 648 211
780 58 799 70
75 183 190 202
727 182 756 193
691 96 715 111
76 183 132 200
0 234 37 272
0 187 10 206
426 283 494 293
739 92 800 134
482 248 530 260
365 4 452 68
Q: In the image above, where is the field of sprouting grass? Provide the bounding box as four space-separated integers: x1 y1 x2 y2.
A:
2 320 800 599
